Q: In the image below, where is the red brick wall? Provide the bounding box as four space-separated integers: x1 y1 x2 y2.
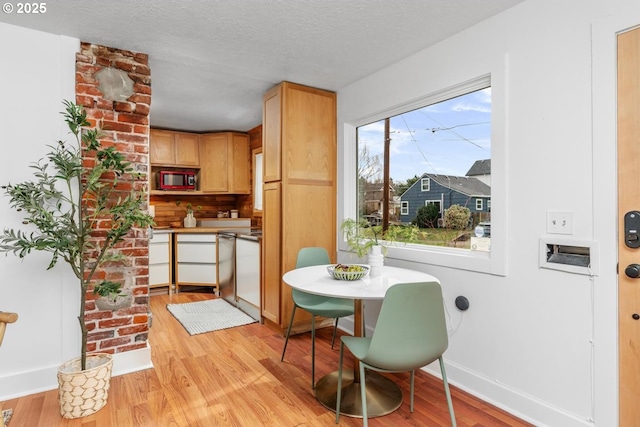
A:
75 42 151 355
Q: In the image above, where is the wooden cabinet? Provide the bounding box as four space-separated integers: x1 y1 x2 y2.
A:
149 231 173 294
262 181 281 324
263 88 282 183
149 130 250 195
200 132 250 194
150 129 199 167
175 233 217 292
261 82 337 334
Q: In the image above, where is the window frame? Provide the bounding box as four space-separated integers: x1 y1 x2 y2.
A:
421 178 431 192
400 201 409 215
425 199 442 212
252 148 263 215
340 66 507 276
476 199 483 211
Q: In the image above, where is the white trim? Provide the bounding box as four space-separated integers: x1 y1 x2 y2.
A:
428 361 593 427
421 177 430 191
400 201 409 215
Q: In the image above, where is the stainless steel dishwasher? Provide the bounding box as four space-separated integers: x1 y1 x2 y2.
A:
217 232 236 304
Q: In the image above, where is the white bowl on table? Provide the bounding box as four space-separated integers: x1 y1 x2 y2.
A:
326 264 370 281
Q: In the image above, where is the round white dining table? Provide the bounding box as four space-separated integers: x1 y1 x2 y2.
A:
282 264 440 418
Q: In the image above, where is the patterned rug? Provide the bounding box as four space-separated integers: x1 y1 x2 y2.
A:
167 298 257 335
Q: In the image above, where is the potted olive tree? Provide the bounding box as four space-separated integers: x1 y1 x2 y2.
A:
340 218 422 276
0 101 154 418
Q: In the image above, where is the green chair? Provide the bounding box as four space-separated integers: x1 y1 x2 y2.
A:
281 247 355 389
335 281 456 427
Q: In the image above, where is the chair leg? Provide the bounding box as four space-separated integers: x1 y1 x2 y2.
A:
331 318 339 349
281 305 297 361
439 357 457 427
335 341 345 424
311 315 316 389
410 369 415 412
360 362 368 427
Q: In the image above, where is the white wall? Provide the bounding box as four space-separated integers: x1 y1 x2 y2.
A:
0 23 151 400
337 1 639 426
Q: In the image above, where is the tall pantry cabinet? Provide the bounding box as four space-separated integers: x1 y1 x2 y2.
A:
261 82 337 334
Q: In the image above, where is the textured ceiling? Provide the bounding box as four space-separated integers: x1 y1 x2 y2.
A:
0 0 523 132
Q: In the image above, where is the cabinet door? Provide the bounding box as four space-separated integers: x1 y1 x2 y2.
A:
175 132 200 166
149 233 172 287
175 233 217 288
263 85 282 183
229 133 250 193
199 133 229 192
150 130 176 165
262 181 281 324
284 85 336 182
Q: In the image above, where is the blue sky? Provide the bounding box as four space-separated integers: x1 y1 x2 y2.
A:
357 88 491 183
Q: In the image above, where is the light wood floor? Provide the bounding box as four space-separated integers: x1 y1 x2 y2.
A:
2 291 533 426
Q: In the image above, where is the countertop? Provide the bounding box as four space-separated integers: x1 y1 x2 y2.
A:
152 226 261 235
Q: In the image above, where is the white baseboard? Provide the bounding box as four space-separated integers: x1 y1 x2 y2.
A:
0 345 153 401
432 361 593 427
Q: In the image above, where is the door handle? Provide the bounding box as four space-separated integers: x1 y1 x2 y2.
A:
625 264 640 279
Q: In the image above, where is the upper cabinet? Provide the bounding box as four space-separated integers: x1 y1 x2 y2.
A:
200 132 250 194
263 87 282 183
150 129 199 167
149 130 250 195
263 82 336 184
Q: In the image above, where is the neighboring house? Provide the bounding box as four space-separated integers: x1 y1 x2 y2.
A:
399 173 491 225
359 181 401 221
466 159 491 186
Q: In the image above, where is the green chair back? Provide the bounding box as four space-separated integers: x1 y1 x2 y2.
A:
295 247 330 268
364 281 448 371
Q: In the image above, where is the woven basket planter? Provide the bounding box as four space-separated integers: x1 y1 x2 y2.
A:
57 353 113 419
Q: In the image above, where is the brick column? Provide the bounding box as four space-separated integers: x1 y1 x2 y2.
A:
75 42 152 355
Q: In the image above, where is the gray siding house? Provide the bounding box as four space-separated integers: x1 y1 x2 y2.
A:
399 173 491 225
466 159 491 186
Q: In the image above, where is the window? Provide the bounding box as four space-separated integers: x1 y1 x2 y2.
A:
356 82 491 252
421 178 430 191
425 200 442 211
252 148 263 213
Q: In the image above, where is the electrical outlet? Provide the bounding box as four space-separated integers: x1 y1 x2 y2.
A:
547 211 573 235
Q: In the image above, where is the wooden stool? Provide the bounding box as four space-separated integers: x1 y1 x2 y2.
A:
0 311 18 427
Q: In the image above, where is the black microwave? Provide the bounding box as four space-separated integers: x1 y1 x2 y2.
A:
158 171 196 190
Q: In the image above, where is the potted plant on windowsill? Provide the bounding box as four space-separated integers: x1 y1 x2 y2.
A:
0 101 154 418
340 218 422 276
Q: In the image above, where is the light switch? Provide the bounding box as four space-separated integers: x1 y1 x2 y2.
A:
547 211 573 235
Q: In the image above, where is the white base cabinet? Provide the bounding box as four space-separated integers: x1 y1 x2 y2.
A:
175 233 218 292
149 231 173 294
236 236 261 321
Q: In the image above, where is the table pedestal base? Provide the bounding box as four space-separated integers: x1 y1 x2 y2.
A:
315 370 403 418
